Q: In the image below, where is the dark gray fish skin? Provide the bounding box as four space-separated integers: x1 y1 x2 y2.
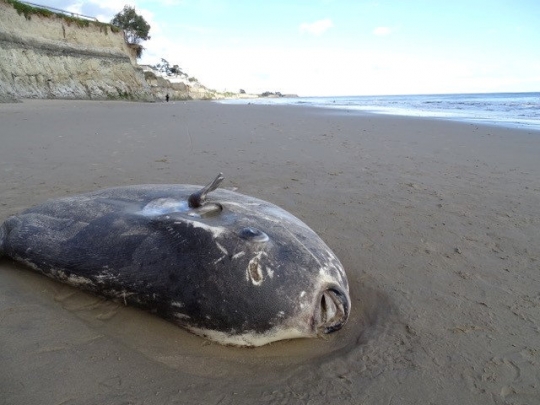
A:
0 182 350 346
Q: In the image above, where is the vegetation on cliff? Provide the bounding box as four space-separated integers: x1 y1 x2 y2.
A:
154 58 182 76
3 0 119 32
2 1 153 59
111 5 150 58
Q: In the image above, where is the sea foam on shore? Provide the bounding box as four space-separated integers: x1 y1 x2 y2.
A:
219 92 540 130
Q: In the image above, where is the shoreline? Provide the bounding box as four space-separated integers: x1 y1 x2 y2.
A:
217 91 540 132
7 96 540 133
1 99 539 404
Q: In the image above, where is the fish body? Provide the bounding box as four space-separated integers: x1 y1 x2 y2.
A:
0 175 350 346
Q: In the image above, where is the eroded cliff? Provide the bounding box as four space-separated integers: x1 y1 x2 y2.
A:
0 1 153 102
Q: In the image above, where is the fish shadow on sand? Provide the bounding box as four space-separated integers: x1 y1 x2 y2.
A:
1 258 409 387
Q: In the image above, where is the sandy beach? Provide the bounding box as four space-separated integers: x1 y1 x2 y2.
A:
1 99 539 405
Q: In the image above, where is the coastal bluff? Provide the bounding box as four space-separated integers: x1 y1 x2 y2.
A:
0 1 152 102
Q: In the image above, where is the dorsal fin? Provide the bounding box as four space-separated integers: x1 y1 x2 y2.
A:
188 173 224 208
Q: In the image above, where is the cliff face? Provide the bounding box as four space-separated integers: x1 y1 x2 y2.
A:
0 1 153 102
141 67 222 101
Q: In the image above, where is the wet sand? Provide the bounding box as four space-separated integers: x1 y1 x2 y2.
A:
1 99 539 405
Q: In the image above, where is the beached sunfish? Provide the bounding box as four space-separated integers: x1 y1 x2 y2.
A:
0 174 350 346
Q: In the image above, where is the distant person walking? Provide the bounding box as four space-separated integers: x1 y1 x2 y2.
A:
165 93 170 102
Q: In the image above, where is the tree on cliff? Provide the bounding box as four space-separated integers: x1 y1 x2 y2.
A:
111 5 151 57
155 59 183 76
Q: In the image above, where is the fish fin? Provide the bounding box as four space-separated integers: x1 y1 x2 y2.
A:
188 173 224 208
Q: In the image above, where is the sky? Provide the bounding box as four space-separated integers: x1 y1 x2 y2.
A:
32 0 540 96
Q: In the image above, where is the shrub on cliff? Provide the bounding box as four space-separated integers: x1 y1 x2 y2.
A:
111 5 150 57
154 59 183 77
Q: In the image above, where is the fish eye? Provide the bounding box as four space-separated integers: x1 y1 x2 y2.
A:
238 227 269 243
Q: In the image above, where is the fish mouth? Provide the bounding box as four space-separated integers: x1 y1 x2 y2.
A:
316 287 350 334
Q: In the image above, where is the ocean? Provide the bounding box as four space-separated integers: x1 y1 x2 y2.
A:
219 92 540 131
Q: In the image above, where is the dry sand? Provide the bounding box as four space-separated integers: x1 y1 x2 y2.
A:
1 99 539 405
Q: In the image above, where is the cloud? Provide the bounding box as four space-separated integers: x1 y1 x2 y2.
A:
299 19 333 36
88 0 128 13
64 1 83 15
139 36 540 97
373 26 393 36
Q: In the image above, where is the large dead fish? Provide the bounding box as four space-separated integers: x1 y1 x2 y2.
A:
0 174 350 346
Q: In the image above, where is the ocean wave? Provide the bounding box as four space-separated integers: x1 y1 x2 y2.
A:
218 92 540 131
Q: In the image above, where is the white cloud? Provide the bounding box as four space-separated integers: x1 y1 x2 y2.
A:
88 0 128 13
299 19 333 36
373 26 392 36
140 41 537 97
65 1 83 15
